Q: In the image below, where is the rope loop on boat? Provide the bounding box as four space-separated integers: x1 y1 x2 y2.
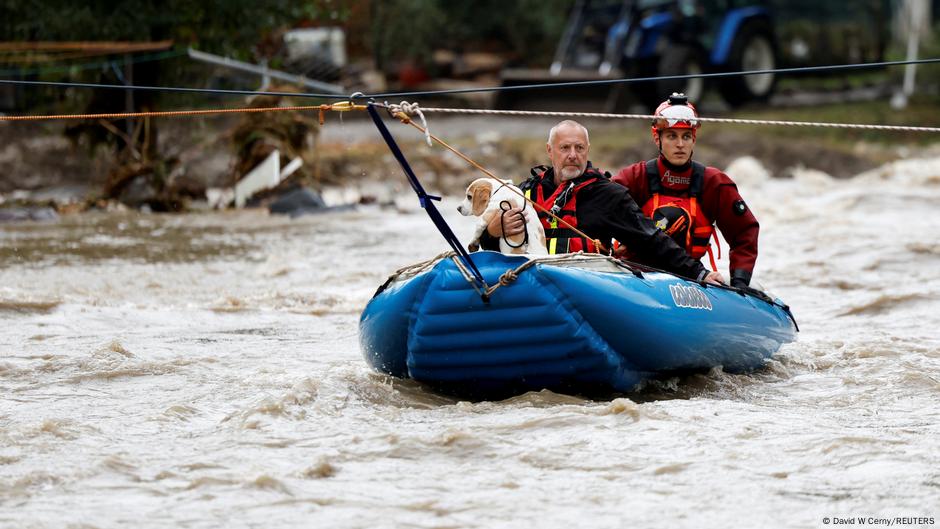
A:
498 270 518 285
483 259 539 298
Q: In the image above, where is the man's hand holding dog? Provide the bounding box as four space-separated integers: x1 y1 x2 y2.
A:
486 207 527 238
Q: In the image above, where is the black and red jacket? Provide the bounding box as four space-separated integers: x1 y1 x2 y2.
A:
614 156 759 286
524 166 602 254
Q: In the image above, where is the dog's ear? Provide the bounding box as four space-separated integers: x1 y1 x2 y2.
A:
472 182 491 216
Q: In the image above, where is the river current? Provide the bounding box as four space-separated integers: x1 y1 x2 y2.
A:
2 147 939 528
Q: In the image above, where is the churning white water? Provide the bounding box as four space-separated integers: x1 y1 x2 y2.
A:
1 150 939 528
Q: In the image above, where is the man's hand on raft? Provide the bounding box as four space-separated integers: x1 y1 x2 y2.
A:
703 271 725 286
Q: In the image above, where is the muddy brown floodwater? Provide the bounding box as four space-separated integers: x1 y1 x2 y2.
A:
2 153 939 528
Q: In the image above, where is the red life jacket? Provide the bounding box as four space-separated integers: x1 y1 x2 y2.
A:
642 158 716 262
524 169 601 254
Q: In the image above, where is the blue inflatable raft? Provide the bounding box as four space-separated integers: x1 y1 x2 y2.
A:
360 251 797 399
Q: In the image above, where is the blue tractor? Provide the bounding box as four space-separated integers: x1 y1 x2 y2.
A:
499 0 888 109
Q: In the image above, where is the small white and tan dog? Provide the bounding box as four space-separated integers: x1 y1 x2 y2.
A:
457 177 547 255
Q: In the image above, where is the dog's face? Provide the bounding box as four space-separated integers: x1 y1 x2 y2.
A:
457 178 493 217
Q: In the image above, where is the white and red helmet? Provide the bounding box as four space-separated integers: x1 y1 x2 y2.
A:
651 92 701 143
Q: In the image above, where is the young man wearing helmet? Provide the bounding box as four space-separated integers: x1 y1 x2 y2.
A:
612 93 759 288
478 119 725 285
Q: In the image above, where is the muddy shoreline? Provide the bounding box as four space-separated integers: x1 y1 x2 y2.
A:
0 113 920 212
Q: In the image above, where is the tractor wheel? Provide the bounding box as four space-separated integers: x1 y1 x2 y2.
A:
635 45 706 109
719 20 777 106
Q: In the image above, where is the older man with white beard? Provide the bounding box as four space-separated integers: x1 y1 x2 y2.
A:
480 120 724 284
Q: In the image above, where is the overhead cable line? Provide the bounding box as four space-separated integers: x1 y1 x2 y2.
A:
1 58 939 101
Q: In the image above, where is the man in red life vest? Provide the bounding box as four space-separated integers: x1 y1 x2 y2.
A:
479 119 724 285
612 93 759 288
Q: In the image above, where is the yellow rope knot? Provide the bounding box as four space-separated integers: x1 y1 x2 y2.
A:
393 112 412 124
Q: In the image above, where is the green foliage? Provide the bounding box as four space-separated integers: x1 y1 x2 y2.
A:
1 0 572 65
369 0 574 68
1 0 574 73
0 0 352 115
0 0 575 110
498 0 575 60
0 0 347 59
369 0 447 68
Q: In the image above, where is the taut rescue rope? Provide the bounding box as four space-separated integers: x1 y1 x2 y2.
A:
405 106 940 134
4 97 939 134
